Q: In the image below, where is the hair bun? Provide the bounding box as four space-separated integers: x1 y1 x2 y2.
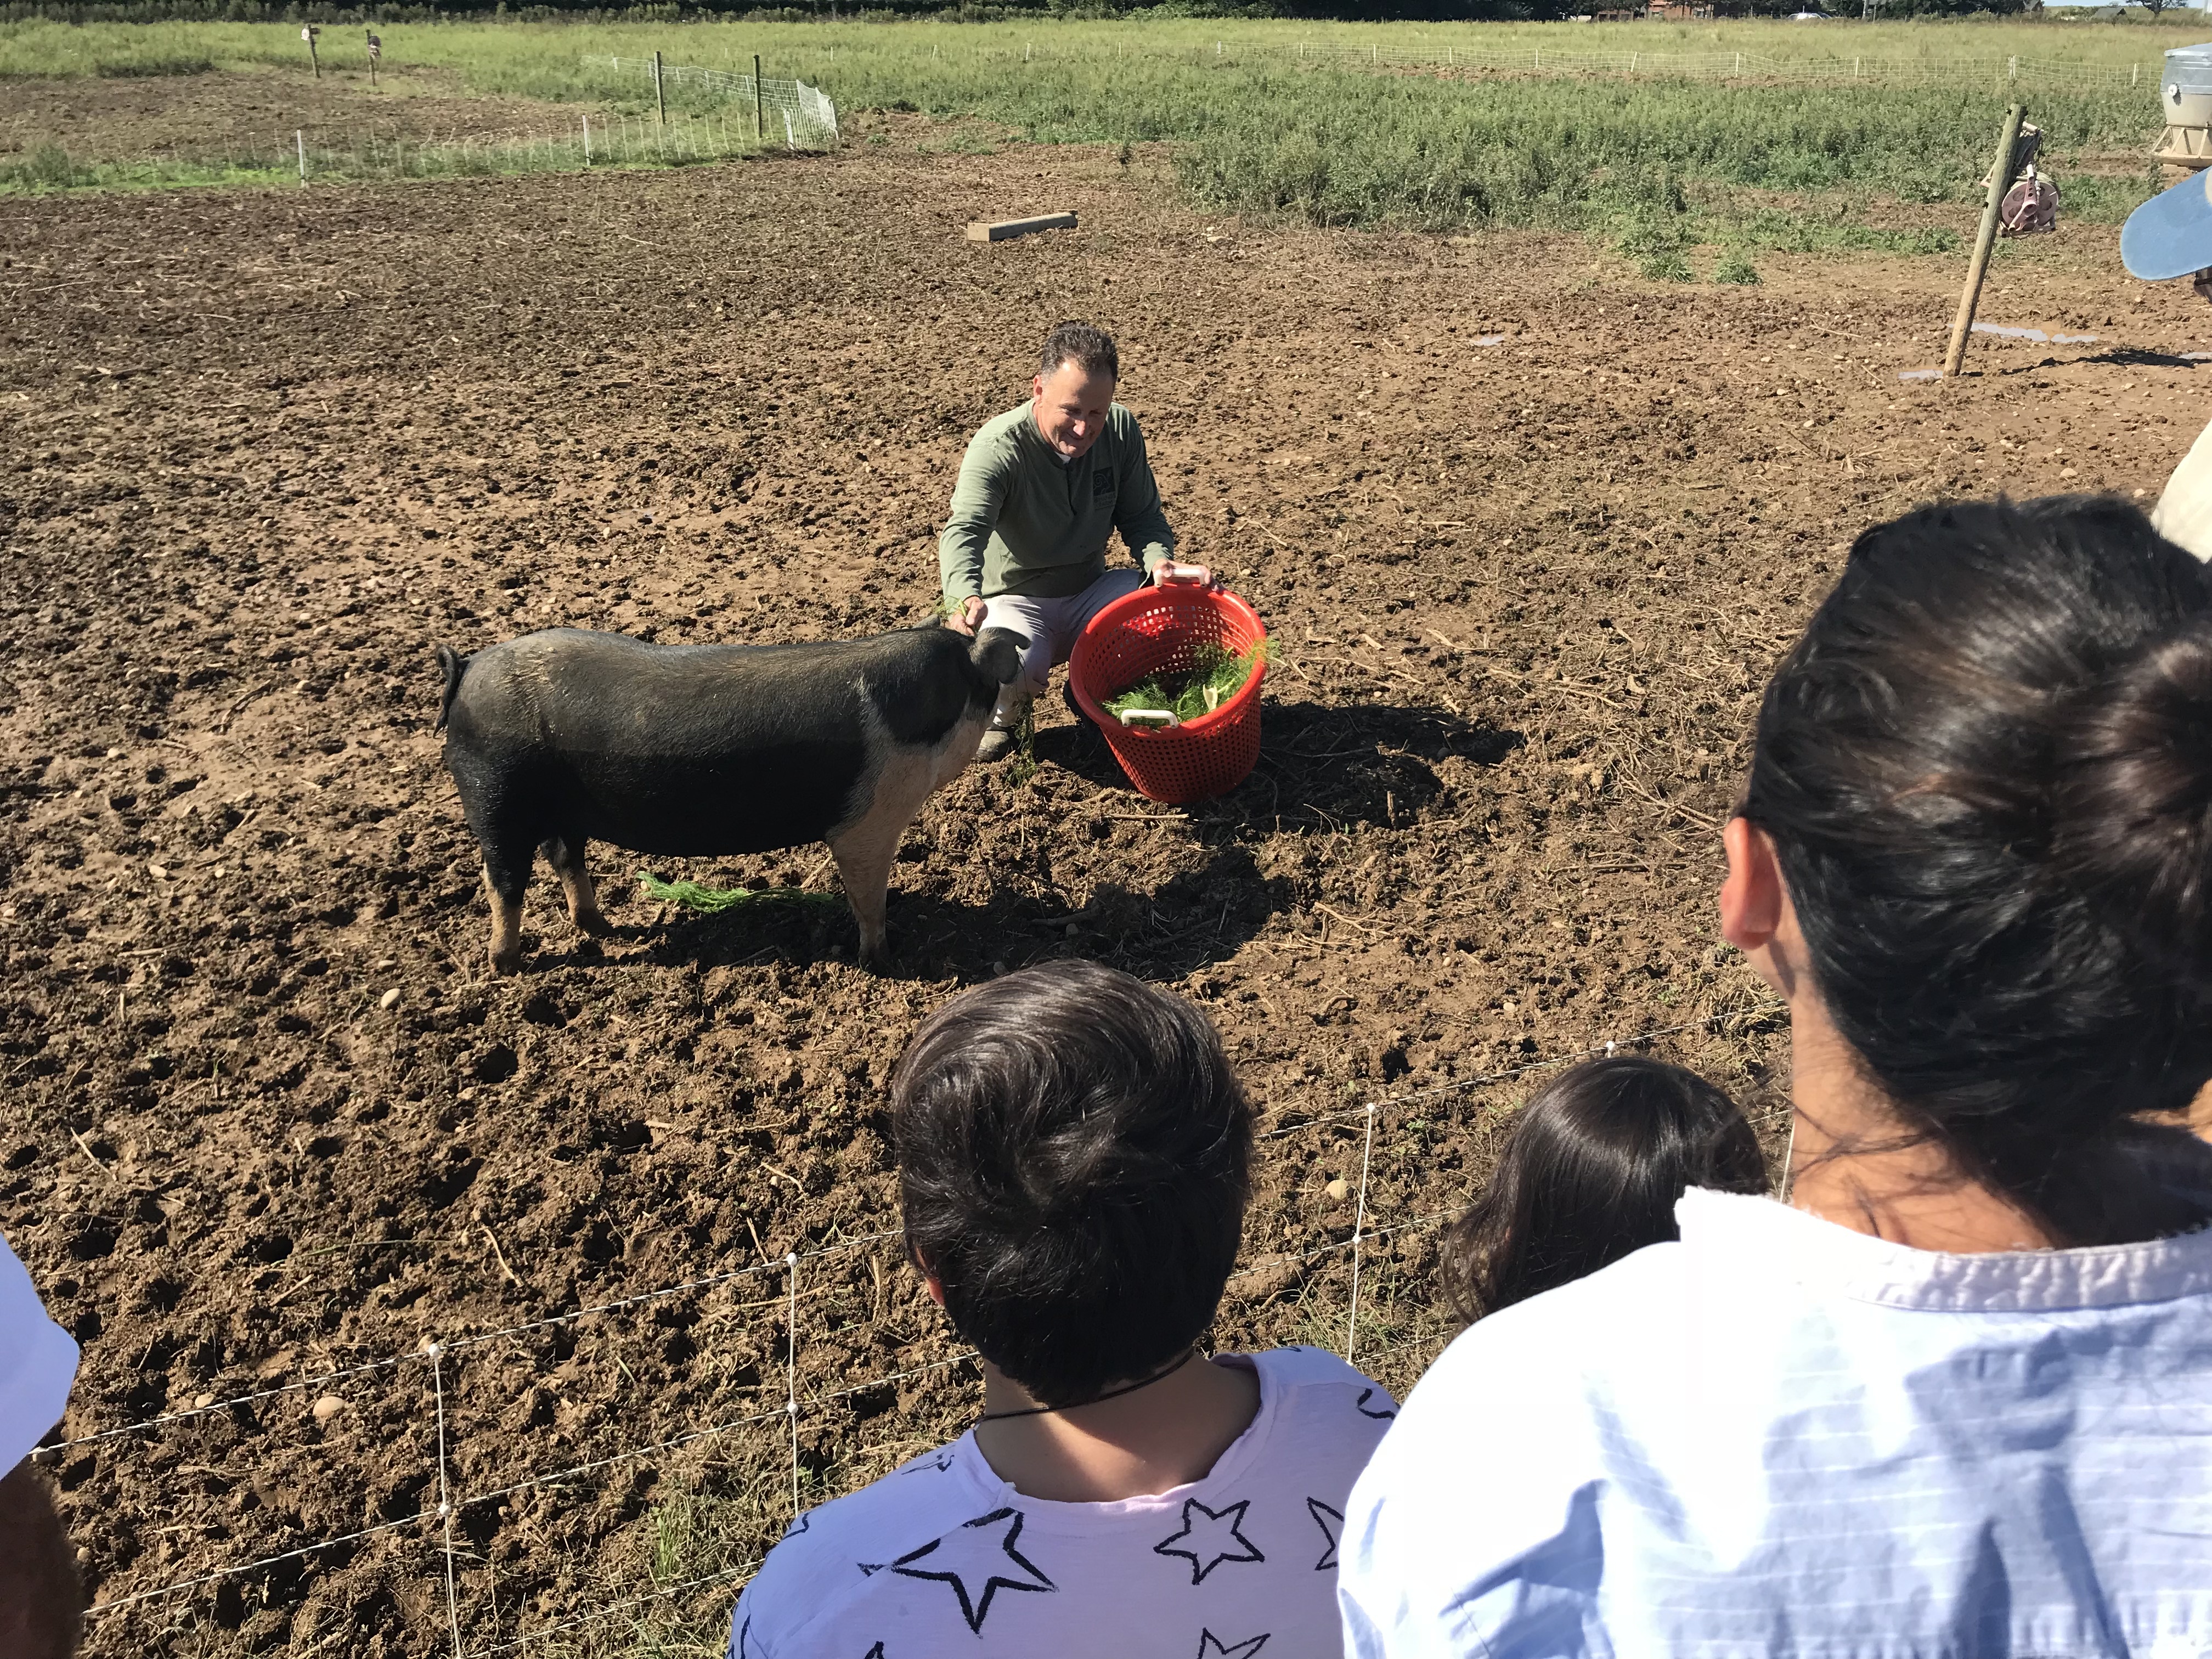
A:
2052 613 2212 983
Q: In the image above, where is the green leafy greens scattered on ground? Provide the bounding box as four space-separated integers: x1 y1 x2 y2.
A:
1101 640 1270 726
636 871 840 913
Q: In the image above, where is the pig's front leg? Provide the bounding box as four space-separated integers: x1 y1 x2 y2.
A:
827 824 899 973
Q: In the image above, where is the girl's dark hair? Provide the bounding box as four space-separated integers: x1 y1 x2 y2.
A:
1443 1056 1766 1323
1742 495 2212 1246
892 960 1250 1406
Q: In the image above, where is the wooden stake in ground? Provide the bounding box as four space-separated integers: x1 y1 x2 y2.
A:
653 49 667 127
302 24 320 80
365 30 380 88
1944 102 2028 378
754 54 766 140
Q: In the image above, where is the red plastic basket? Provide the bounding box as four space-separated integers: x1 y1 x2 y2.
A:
1069 585 1269 805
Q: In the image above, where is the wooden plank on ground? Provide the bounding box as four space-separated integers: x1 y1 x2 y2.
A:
966 211 1079 242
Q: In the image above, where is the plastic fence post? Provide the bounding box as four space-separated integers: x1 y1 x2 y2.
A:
296 129 306 185
785 1253 802 1520
1345 1102 1378 1364
582 112 591 167
430 1343 461 1659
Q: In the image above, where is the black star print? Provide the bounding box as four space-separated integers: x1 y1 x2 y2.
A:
1306 1498 1344 1571
1355 1387 1397 1420
1197 1630 1271 1658
899 1450 958 1477
781 1511 811 1541
862 1646 885 1659
1153 1498 1266 1584
888 1506 1056 1633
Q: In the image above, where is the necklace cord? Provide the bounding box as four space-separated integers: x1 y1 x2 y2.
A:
977 1348 1198 1423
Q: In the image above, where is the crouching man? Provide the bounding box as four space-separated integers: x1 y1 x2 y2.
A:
941 321 1212 761
729 960 1397 1657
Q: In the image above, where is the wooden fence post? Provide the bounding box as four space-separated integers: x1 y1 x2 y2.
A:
653 49 667 126
1944 102 2028 378
754 54 765 139
302 24 320 80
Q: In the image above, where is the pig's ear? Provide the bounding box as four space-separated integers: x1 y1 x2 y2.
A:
970 627 1027 686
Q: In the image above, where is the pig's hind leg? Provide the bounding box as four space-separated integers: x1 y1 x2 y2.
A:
479 858 528 975
541 834 612 938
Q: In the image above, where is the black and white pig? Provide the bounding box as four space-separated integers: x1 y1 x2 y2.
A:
434 624 1025 974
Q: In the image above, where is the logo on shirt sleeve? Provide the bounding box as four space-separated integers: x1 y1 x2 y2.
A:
1152 1498 1266 1584
1093 468 1115 498
886 1506 1057 1633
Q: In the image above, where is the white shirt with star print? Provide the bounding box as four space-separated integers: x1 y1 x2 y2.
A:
729 1347 1397 1659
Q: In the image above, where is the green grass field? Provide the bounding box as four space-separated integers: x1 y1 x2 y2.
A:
0 15 2190 253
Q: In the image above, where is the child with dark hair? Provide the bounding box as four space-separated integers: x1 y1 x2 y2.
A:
1443 1056 1768 1324
730 960 1397 1658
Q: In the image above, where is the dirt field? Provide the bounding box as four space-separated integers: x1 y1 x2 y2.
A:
1 66 601 164
5 110 2209 1656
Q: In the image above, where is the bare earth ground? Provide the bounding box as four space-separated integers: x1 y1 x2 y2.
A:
1 67 603 163
5 108 2211 1657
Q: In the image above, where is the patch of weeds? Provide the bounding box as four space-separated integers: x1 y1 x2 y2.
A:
0 144 84 190
94 53 213 77
1006 700 1039 789
1733 207 1959 256
1712 247 1762 285
1613 214 1695 283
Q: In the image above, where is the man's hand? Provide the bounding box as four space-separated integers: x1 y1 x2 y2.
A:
1152 562 1215 588
944 596 988 636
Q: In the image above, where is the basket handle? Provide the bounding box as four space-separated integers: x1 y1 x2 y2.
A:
1116 708 1182 730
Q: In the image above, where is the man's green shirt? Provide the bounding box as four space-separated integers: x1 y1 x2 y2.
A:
938 401 1176 608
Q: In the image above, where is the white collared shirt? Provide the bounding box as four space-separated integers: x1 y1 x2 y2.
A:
1340 1188 2212 1659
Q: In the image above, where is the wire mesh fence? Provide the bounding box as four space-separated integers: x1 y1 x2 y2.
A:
57 995 1785 1657
6 109 776 195
583 55 841 149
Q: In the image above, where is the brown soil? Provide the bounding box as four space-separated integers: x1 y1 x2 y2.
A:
4 114 2208 1657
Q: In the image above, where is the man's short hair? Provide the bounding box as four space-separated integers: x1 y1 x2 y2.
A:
1038 320 1119 383
893 960 1251 1404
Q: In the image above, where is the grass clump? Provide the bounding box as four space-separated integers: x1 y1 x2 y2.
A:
1102 639 1269 726
637 871 841 915
1712 247 1762 285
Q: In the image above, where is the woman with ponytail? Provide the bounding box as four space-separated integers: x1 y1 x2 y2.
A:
1340 497 2212 1658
